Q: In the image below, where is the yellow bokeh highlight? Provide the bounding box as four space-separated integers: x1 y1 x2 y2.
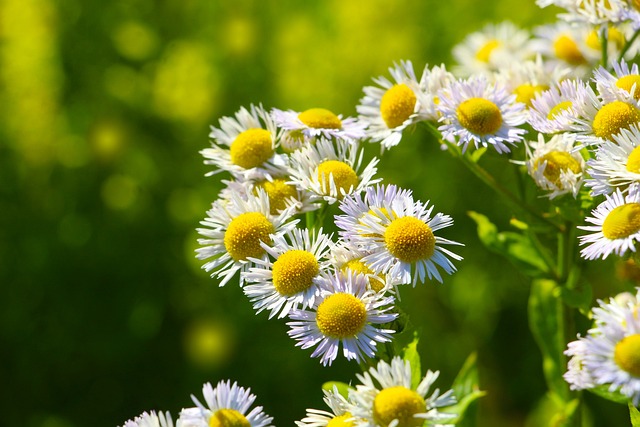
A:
112 20 159 61
185 319 235 369
101 174 139 210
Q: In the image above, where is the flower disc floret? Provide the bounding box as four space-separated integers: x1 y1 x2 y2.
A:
373 386 426 427
475 39 500 62
254 179 297 214
547 101 573 119
592 101 640 140
602 203 640 239
553 35 586 65
380 84 417 128
326 413 355 427
535 151 582 186
224 212 274 261
229 128 274 169
209 409 251 427
384 216 436 263
317 160 359 195
456 97 503 135
272 249 319 296
298 108 343 129
614 334 640 378
617 75 640 100
316 293 368 339
627 146 640 173
515 84 548 107
342 259 385 292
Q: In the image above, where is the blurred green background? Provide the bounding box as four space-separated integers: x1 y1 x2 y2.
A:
1 0 635 426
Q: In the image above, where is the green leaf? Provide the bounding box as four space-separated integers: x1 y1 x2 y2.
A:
441 352 486 425
468 211 549 277
528 279 570 403
469 147 487 163
630 403 640 426
402 333 422 389
589 384 631 405
321 381 352 400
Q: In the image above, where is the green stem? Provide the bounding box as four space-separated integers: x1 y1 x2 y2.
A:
620 29 640 61
423 122 564 232
601 26 608 68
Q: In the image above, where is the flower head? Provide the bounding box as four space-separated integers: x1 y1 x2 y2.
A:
120 411 173 427
272 107 367 142
287 271 397 366
296 387 357 427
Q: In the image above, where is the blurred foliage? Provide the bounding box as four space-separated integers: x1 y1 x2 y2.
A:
0 0 635 426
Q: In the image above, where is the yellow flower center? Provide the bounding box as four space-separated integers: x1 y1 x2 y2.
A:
342 259 386 292
254 179 298 214
326 413 355 427
316 293 367 338
534 151 582 186
456 97 503 135
547 101 573 120
272 249 319 296
617 75 640 100
592 101 640 140
553 35 586 65
515 84 548 107
223 212 274 261
633 0 640 11
475 39 500 63
614 333 640 377
586 27 626 50
209 409 251 427
602 203 640 239
384 216 435 263
317 160 359 197
229 128 274 169
298 108 343 129
373 386 426 427
380 84 417 129
627 146 640 173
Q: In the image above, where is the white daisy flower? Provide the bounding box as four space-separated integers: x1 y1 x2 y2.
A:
179 380 273 427
288 138 380 204
243 227 333 319
202 104 288 180
546 0 627 25
196 190 298 287
418 64 456 122
529 79 586 134
586 124 640 196
526 133 585 199
451 21 535 78
120 411 173 427
621 3 640 29
495 55 570 108
531 22 599 78
437 75 527 154
579 186 640 259
348 356 457 427
564 289 640 405
329 242 397 294
296 387 355 427
336 184 463 286
287 271 397 366
357 60 426 150
594 59 640 105
272 107 367 141
571 79 640 145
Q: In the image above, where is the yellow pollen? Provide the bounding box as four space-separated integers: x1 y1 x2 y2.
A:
254 179 298 214
326 413 355 427
534 151 582 186
617 75 640 100
316 293 367 338
373 386 426 427
627 146 640 173
554 35 587 65
298 108 343 129
209 409 251 427
475 39 500 63
230 128 274 169
602 203 640 239
515 84 548 107
224 212 274 261
342 259 386 292
614 334 640 377
456 97 503 135
380 84 417 129
272 249 319 296
592 101 640 140
384 216 435 263
547 101 573 119
317 160 359 197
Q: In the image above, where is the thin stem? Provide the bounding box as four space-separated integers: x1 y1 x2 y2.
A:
601 26 608 68
422 122 564 232
620 29 640 61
